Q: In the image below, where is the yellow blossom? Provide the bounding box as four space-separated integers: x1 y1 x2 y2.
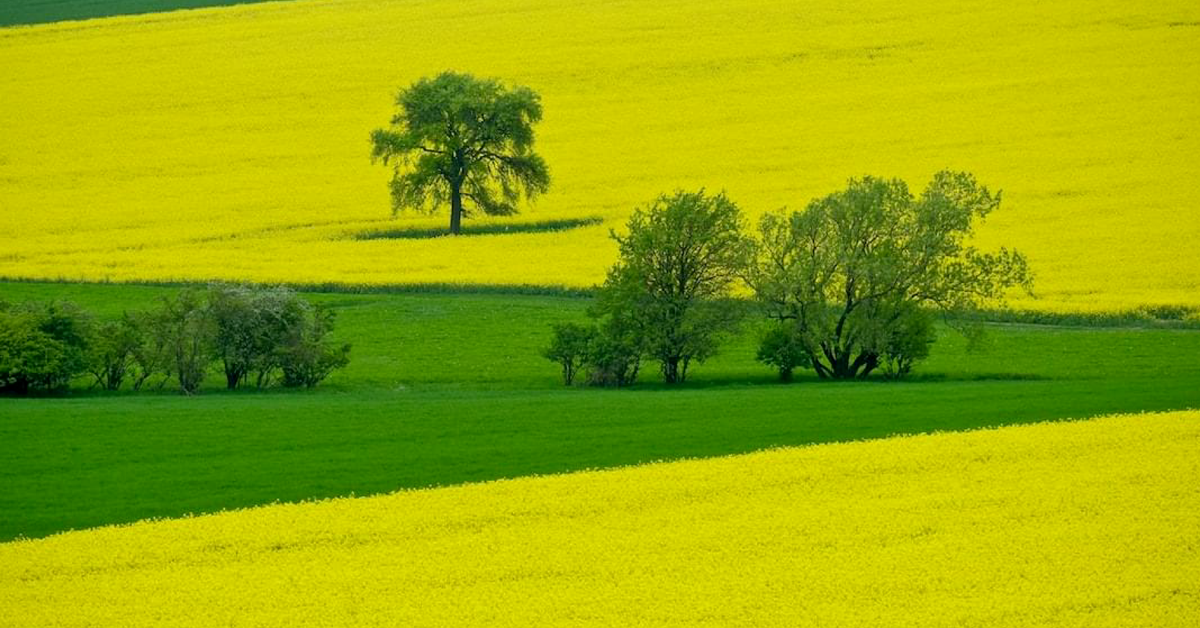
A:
2 411 1197 626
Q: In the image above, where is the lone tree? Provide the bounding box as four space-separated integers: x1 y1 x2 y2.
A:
596 190 751 384
370 72 551 235
747 171 1032 380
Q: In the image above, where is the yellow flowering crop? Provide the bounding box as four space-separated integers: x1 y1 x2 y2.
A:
1 0 1198 312
2 410 1197 626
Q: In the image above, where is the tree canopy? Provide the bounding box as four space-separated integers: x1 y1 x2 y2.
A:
747 171 1032 380
370 72 551 235
595 190 751 384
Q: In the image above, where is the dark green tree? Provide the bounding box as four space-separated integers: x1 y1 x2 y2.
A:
209 284 309 389
596 190 751 384
0 300 93 395
747 171 1032 380
543 322 594 386
370 72 551 235
278 304 351 389
755 323 809 382
147 289 216 395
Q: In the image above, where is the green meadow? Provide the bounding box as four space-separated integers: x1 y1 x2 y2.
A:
3 281 1198 541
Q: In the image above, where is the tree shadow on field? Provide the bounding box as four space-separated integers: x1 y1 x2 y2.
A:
353 216 605 241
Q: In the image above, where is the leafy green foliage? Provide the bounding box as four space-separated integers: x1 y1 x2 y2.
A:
85 318 140 391
0 300 92 395
594 190 751 383
210 284 311 389
143 289 216 395
370 72 551 234
879 306 937 380
748 171 1032 380
581 320 642 387
278 304 351 389
543 322 593 386
755 323 810 382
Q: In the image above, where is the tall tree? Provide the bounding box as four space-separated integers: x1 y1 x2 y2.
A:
370 72 551 235
596 190 751 384
747 171 1032 380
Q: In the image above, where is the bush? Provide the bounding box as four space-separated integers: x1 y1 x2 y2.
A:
85 317 140 391
143 289 216 395
582 324 641 388
880 307 937 380
278 304 350 389
756 324 809 382
543 322 594 386
210 284 309 389
0 300 92 395
123 310 172 391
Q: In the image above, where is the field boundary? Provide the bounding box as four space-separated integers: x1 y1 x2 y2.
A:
2 277 1198 328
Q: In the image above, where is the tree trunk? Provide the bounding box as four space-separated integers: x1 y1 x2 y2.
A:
449 184 463 235
224 362 241 389
662 357 681 384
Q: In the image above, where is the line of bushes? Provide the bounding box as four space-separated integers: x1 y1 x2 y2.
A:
0 285 349 396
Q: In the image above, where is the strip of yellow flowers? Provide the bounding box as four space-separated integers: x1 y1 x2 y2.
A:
1 411 1197 626
1 0 1199 312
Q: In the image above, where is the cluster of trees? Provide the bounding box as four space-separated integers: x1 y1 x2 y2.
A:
0 285 350 396
546 172 1032 386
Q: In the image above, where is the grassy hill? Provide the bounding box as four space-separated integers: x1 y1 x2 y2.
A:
1 0 1198 311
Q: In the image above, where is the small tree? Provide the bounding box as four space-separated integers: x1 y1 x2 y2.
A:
747 171 1032 380
86 318 140 391
370 72 551 235
278 304 350 389
149 289 216 395
543 322 594 386
209 284 309 389
0 301 92 395
584 317 643 388
596 190 750 384
125 310 172 391
755 324 809 382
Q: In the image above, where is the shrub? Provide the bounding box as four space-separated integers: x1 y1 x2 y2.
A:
278 304 350 389
879 307 937 380
145 289 216 395
583 324 641 388
123 310 172 391
85 317 141 391
210 284 309 389
756 324 809 382
0 301 93 395
543 322 594 386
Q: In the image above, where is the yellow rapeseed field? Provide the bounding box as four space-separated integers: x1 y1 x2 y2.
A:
2 410 1198 626
1 0 1198 311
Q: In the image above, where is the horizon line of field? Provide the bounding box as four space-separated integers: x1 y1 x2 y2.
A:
2 276 1197 330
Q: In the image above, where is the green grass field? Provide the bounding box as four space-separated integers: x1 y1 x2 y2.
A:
3 281 1198 541
0 0 269 27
